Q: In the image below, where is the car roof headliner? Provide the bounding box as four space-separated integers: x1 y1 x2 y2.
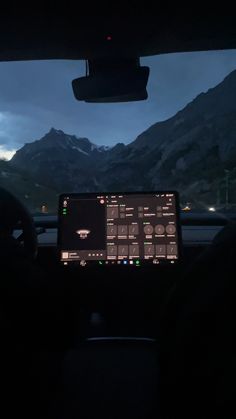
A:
0 7 236 61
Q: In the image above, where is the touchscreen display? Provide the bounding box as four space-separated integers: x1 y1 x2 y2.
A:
58 192 181 266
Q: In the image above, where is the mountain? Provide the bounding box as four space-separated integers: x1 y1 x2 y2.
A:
96 70 236 203
11 128 111 192
8 69 236 210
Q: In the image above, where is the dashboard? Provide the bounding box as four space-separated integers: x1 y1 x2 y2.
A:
58 192 181 267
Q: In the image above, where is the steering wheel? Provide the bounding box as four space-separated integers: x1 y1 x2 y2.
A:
0 187 38 260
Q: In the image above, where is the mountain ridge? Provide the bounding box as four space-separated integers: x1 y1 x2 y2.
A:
3 68 236 210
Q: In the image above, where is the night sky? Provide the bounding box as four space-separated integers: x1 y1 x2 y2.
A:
1 49 236 159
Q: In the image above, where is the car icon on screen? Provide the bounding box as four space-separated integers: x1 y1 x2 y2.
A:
76 229 91 239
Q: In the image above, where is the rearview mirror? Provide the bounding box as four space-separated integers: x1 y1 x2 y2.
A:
72 59 149 103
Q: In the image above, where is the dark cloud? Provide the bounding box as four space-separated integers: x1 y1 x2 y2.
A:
0 49 236 154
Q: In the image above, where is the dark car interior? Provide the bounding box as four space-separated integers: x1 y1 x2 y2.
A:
1 7 236 419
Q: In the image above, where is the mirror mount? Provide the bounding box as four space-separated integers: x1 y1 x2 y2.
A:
72 57 149 103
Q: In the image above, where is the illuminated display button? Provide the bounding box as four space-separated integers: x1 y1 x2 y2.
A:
144 225 154 235
118 245 128 256
155 224 165 235
135 260 140 265
167 244 177 255
156 244 166 256
107 207 119 219
166 225 176 235
107 246 117 256
129 245 139 257
107 225 117 236
129 224 139 235
118 225 128 235
144 244 155 256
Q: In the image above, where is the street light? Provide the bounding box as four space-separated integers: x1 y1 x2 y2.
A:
224 169 230 209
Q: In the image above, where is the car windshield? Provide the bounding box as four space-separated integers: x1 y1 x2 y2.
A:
1 50 236 215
